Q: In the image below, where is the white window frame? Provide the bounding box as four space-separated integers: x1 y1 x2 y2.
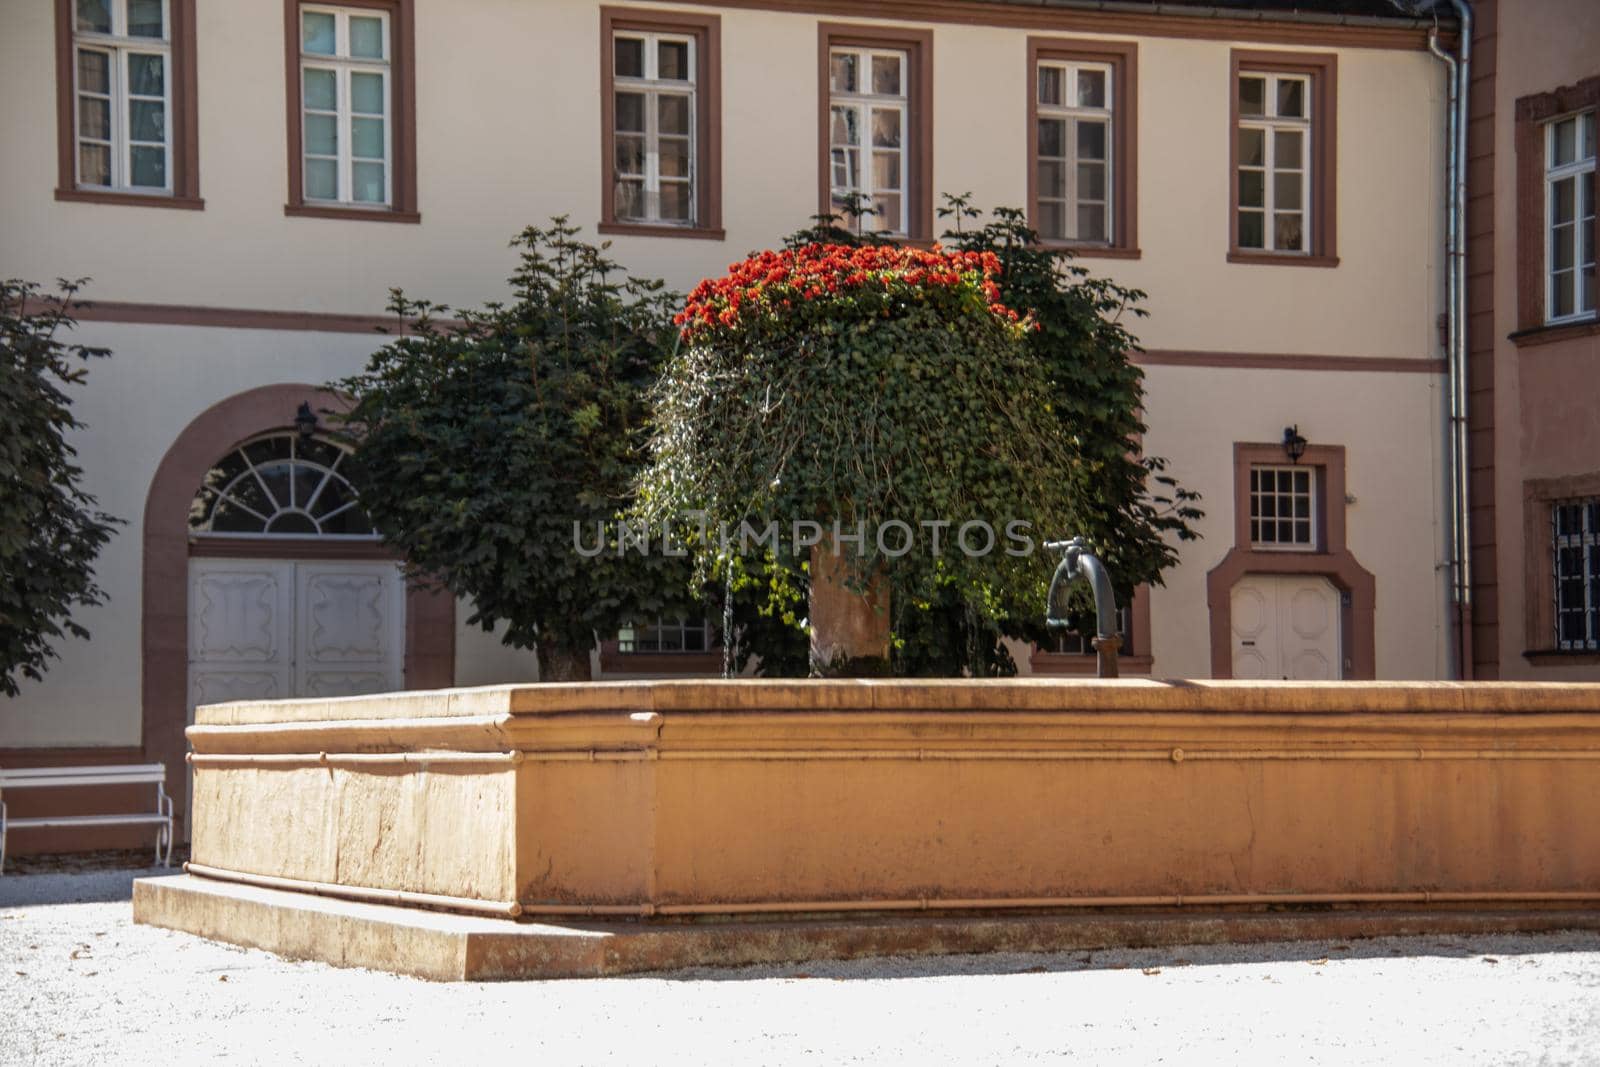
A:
1553 498 1600 652
72 0 173 194
1035 59 1114 244
611 30 698 227
828 46 908 236
1544 110 1598 324
1237 71 1312 254
299 4 393 208
1249 464 1318 551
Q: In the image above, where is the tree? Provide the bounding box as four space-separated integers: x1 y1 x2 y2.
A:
0 280 122 697
334 219 695 681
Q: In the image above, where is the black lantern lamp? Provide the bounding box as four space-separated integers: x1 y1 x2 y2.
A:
294 402 319 441
1282 425 1308 464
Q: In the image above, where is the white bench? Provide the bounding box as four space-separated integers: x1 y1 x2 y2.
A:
0 763 174 873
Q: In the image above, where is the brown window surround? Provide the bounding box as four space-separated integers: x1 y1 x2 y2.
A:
1205 442 1375 679
1521 471 1600 667
817 22 934 242
597 639 723 675
599 7 724 241
1513 73 1600 338
1227 49 1338 268
1029 585 1152 675
1025 37 1139 260
54 0 202 209
282 0 419 223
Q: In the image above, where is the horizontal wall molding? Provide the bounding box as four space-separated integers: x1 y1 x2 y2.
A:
1136 350 1447 374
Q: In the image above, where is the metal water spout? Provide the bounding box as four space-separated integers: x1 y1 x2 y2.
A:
1044 537 1122 678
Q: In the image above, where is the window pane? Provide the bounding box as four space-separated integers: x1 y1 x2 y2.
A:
614 177 645 218
1553 222 1574 271
829 51 857 94
614 36 644 79
832 106 859 148
305 113 337 155
1238 170 1264 208
1238 210 1264 248
130 145 165 187
659 94 690 136
352 161 385 202
303 68 336 110
1077 69 1106 109
351 71 384 115
1553 270 1574 318
1293 470 1310 493
77 96 110 140
1275 172 1302 210
1276 78 1305 118
659 181 691 221
78 143 110 185
1038 66 1062 107
831 147 859 190
130 99 165 142
1238 127 1264 167
872 192 902 232
1552 176 1575 224
128 53 164 95
351 117 384 159
349 16 384 59
1038 200 1065 240
75 0 111 34
658 40 690 81
1037 118 1064 159
872 55 901 96
1076 203 1107 242
659 135 690 178
1274 129 1303 168
1552 118 1577 167
873 150 901 193
1275 212 1305 251
1239 76 1265 117
1037 160 1065 199
1585 113 1598 161
302 11 336 55
1584 266 1597 314
871 107 901 148
1077 120 1107 161
77 49 110 94
128 0 164 37
614 133 644 176
615 92 644 133
1078 162 1106 202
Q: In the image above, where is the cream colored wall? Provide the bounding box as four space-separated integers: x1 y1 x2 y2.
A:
1490 0 1600 680
2 1 1444 359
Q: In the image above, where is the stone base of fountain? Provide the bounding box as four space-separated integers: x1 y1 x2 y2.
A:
134 679 1600 979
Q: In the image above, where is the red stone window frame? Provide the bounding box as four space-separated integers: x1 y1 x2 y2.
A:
282 0 419 223
1512 74 1600 341
1205 441 1374 678
1025 36 1139 260
817 22 934 243
1227 49 1338 268
1521 470 1600 666
54 0 203 209
598 7 724 241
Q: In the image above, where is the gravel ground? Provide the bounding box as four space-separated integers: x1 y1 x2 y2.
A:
4 870 1600 1066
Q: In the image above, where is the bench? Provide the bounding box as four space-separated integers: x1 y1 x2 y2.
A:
0 763 174 873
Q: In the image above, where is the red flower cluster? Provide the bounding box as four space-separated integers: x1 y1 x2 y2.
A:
674 243 1021 338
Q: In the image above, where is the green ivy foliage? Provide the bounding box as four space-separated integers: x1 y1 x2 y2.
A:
0 280 122 697
333 219 697 680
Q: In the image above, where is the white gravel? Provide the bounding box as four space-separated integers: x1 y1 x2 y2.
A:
5 870 1600 1066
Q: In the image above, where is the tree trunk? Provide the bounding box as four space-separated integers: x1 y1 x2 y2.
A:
536 638 593 682
809 543 891 676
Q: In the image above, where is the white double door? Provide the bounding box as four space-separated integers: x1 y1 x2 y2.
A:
1230 573 1342 680
187 558 406 715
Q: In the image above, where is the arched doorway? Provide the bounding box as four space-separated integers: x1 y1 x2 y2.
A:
142 385 454 835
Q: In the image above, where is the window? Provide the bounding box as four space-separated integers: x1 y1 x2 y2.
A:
817 24 931 241
1027 38 1137 254
1545 111 1597 323
600 8 721 239
56 0 199 207
1048 606 1134 656
1250 465 1316 550
284 0 416 222
1229 51 1337 266
1553 499 1600 652
617 617 711 654
189 434 379 538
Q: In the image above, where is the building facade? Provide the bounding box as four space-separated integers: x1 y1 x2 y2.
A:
2 0 1478 840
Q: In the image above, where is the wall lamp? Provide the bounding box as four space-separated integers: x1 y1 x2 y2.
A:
1282 425 1308 464
294 402 319 441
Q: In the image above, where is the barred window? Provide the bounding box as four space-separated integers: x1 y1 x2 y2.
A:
1554 499 1600 651
617 617 710 654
